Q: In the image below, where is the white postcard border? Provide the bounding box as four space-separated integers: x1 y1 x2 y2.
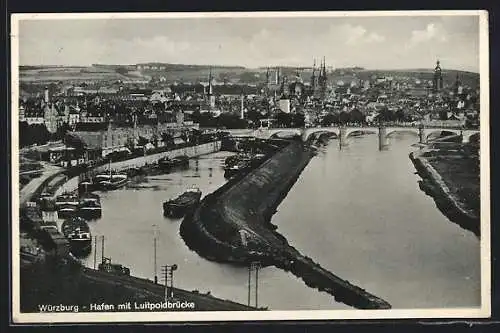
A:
10 10 491 324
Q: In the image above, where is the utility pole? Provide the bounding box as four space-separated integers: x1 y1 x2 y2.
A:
247 263 251 306
247 261 261 308
101 235 105 264
93 235 97 269
162 264 178 300
153 225 158 284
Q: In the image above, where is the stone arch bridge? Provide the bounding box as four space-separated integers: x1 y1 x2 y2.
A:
228 126 479 146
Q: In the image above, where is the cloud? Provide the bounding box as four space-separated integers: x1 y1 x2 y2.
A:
406 23 447 49
336 24 386 45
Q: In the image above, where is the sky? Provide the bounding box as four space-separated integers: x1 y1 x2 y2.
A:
17 14 481 72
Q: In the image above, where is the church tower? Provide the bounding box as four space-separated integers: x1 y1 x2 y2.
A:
207 67 215 109
318 57 328 100
310 59 317 97
433 60 444 92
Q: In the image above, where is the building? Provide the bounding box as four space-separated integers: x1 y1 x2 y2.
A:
19 104 26 122
43 103 59 134
316 57 328 100
433 60 444 92
24 111 45 125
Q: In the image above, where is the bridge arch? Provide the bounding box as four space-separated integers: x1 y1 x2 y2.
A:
306 131 339 143
267 129 303 139
385 127 420 138
345 128 377 138
465 132 480 144
425 129 462 142
302 127 340 141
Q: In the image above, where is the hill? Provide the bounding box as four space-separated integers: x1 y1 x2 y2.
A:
18 63 479 89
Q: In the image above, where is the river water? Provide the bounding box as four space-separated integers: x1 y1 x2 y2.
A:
79 134 480 310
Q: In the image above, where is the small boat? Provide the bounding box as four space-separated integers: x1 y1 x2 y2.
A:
77 193 102 219
78 179 97 193
171 155 189 167
98 174 128 190
163 187 202 218
61 216 92 256
95 159 128 191
158 155 190 171
57 204 78 219
55 193 79 207
98 257 130 276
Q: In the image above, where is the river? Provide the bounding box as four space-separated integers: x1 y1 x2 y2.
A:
78 134 480 310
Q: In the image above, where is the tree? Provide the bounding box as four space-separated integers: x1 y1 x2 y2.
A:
439 110 448 120
376 108 395 123
191 110 202 123
321 113 339 127
137 136 149 147
217 113 248 129
349 109 365 124
150 133 159 147
161 132 174 147
395 109 405 122
274 112 293 128
115 67 129 75
338 111 350 125
291 113 305 128
19 121 30 147
54 122 71 141
125 136 135 152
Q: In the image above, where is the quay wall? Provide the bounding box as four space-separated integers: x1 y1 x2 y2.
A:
53 141 221 196
409 151 480 237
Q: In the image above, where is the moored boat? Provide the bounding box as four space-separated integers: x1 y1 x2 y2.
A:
78 179 98 193
97 173 128 190
57 204 78 219
223 153 266 179
55 193 79 207
61 216 92 256
158 155 190 171
163 187 202 219
77 193 102 219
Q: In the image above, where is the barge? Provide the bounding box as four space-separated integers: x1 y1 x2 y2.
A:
77 193 102 219
163 187 202 219
61 216 92 257
158 155 190 172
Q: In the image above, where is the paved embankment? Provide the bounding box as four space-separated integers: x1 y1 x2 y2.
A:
19 162 64 205
181 141 391 309
409 149 480 237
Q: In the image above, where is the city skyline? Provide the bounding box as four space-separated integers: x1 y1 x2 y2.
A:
16 13 481 73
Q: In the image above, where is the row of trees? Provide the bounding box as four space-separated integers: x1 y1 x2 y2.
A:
320 108 412 126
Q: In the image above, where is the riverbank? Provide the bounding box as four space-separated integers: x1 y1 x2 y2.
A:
409 142 480 237
180 140 391 309
20 257 258 312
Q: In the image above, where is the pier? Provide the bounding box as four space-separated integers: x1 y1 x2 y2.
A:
181 140 392 309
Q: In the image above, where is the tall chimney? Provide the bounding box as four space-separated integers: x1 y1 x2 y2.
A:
44 87 50 104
